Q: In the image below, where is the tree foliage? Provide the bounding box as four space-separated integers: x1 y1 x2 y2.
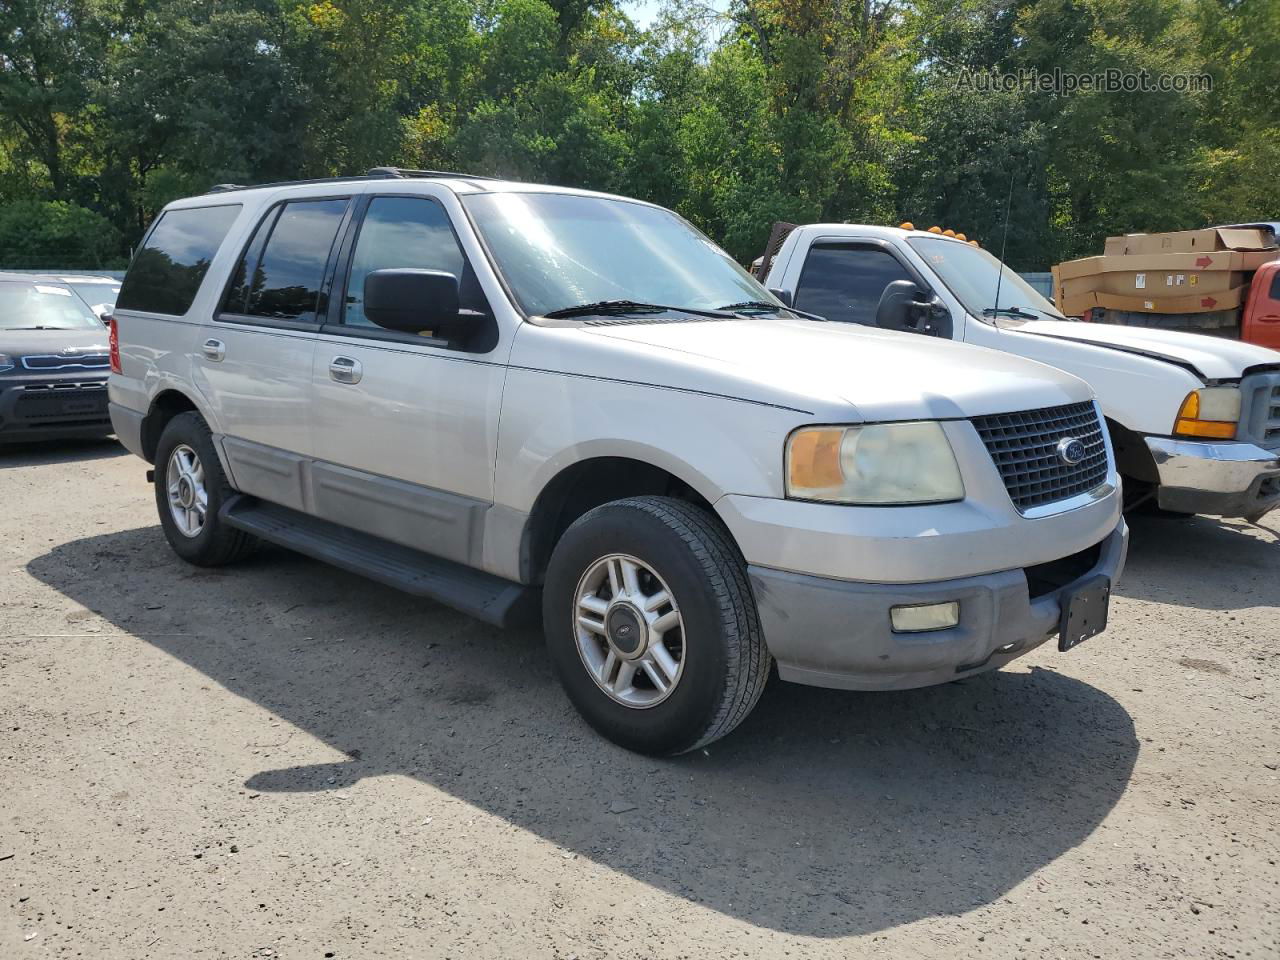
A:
0 0 1274 269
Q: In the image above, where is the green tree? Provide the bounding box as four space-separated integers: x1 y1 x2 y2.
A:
0 198 122 268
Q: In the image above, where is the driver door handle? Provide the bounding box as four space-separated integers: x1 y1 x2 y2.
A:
329 356 362 384
201 338 225 362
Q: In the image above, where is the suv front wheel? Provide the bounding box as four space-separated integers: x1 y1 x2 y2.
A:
542 496 770 755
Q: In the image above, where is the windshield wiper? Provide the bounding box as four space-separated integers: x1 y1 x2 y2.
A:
982 306 1038 321
717 300 828 322
541 299 736 320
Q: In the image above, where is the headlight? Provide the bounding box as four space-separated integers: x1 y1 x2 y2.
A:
786 422 965 504
0 353 14 372
1174 387 1240 440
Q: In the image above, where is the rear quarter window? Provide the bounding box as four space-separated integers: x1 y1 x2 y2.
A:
117 204 242 316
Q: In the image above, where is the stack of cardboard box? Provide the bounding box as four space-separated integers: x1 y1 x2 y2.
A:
1053 227 1279 327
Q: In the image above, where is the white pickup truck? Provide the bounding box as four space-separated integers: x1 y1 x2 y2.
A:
760 224 1280 520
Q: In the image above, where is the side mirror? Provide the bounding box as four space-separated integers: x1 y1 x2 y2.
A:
875 280 952 338
768 287 793 307
364 269 463 336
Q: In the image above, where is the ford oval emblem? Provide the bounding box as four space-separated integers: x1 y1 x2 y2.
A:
1057 437 1087 465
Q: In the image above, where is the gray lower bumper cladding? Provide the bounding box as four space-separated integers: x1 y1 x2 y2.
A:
749 520 1129 691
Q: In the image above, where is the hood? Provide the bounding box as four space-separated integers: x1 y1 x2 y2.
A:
576 316 1092 421
0 327 110 361
1014 319 1280 381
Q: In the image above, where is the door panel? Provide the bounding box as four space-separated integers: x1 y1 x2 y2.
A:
1244 266 1280 350
193 324 317 458
197 196 351 495
309 194 505 560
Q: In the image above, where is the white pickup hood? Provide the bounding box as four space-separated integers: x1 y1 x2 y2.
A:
1014 319 1280 380
573 316 1092 421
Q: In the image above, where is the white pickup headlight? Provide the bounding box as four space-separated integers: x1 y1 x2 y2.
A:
786 422 965 504
0 353 14 372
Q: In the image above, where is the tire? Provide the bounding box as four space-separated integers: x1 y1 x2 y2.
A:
542 496 770 755
153 411 258 566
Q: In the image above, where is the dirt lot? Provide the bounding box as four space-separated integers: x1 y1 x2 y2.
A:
2 440 1278 959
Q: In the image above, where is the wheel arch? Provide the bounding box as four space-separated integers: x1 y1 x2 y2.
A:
1105 415 1159 485
140 388 215 464
520 454 721 585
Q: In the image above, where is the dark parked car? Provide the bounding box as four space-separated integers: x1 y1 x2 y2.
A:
0 273 113 442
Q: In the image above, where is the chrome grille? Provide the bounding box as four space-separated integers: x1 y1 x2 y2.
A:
1239 370 1280 448
972 401 1109 513
21 353 110 371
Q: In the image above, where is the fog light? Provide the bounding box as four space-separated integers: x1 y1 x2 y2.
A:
890 601 960 633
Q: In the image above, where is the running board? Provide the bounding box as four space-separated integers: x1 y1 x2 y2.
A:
220 496 539 628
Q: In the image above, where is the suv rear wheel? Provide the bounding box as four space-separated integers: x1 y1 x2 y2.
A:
153 411 258 566
542 496 770 755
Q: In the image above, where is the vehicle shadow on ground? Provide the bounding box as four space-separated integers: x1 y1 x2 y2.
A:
29 526 1138 938
0 436 123 468
1119 511 1279 611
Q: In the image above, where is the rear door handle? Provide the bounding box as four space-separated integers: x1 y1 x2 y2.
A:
329 356 362 384
201 338 225 361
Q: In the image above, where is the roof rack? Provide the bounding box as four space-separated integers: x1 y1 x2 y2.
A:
366 166 500 181
204 167 501 195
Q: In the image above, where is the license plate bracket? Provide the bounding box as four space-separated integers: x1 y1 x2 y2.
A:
1058 575 1111 652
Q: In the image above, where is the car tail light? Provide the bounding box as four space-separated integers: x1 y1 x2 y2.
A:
107 315 121 374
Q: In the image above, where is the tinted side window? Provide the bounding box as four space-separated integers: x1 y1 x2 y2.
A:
342 196 474 327
794 245 913 325
117 205 242 315
1270 268 1280 301
226 198 348 324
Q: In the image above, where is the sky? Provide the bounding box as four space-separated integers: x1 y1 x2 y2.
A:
623 0 730 30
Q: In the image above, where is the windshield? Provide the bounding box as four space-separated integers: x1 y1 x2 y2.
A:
0 280 105 330
906 237 1066 324
462 192 773 317
66 280 121 314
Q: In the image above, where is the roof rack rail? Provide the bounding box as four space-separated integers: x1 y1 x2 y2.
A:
204 168 502 196
366 166 501 181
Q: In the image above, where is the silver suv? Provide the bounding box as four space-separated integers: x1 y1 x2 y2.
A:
109 169 1127 754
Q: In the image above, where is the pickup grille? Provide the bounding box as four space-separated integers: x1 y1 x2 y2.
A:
1239 371 1280 448
971 401 1109 513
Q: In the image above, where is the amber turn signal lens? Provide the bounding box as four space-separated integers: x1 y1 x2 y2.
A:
1173 390 1238 439
787 427 845 490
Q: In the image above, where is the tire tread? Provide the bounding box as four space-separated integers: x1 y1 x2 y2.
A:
155 412 258 566
595 496 770 752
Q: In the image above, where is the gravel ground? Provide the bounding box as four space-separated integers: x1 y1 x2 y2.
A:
2 439 1278 959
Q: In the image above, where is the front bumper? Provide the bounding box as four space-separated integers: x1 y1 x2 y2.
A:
749 519 1128 691
0 372 112 442
1145 436 1280 519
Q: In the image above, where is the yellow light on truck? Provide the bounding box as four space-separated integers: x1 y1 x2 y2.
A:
899 221 915 230
927 225 942 234
955 232 967 241
1174 388 1240 440
943 229 956 237
787 427 846 490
